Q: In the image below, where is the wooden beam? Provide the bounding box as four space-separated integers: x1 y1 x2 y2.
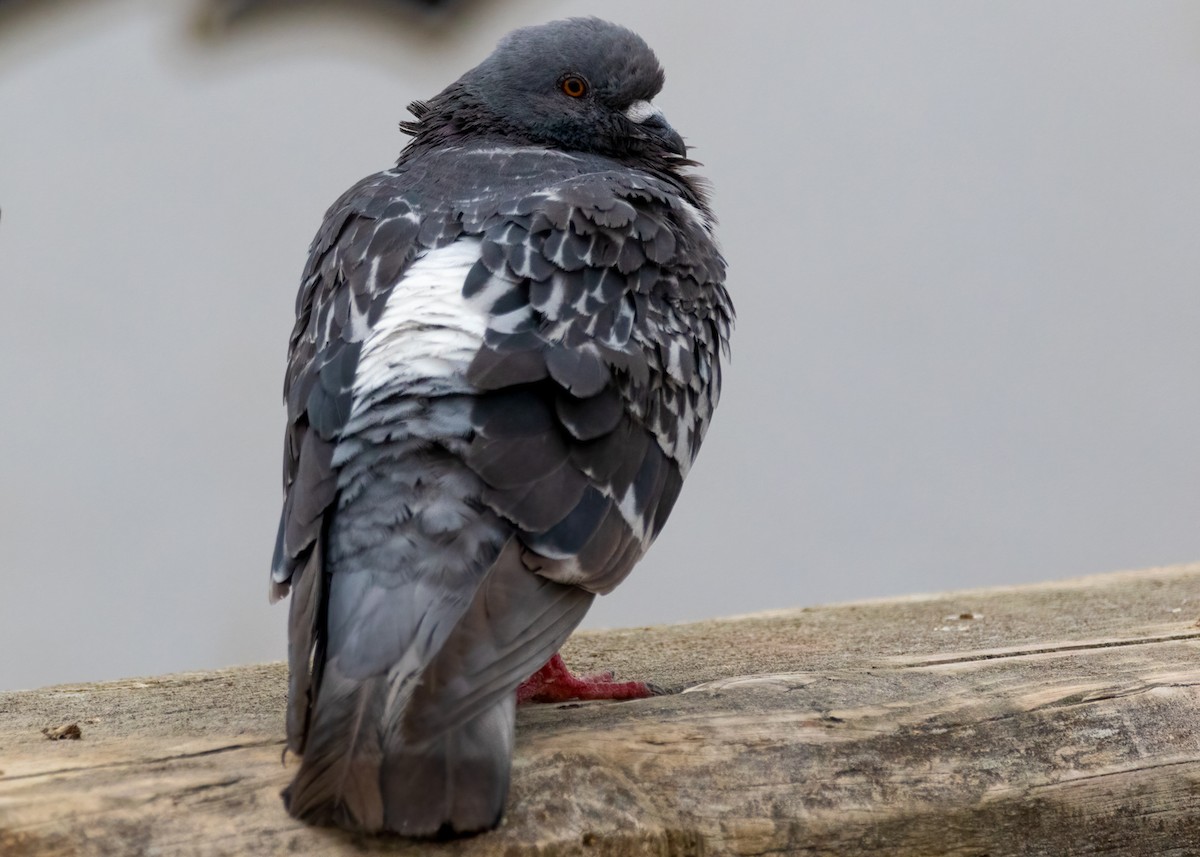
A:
3 563 1199 855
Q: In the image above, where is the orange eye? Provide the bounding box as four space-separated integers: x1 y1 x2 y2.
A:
561 76 588 98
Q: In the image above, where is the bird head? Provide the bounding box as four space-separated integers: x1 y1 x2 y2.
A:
404 18 688 161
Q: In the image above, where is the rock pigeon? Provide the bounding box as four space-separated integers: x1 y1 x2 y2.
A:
270 17 733 837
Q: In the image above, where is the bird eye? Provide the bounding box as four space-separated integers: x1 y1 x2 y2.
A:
560 76 588 98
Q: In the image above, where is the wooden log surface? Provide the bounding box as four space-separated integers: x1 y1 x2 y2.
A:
3 563 1200 856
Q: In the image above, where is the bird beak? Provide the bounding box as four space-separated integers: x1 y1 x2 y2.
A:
625 100 687 157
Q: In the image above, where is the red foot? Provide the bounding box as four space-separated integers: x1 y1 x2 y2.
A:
517 653 659 704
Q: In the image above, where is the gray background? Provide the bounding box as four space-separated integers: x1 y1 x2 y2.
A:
1 0 1197 693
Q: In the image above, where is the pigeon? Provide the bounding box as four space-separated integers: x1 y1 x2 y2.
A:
270 17 733 837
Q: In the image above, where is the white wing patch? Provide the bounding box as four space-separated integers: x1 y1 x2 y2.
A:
351 239 488 413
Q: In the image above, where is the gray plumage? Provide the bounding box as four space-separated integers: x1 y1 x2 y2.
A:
270 17 733 837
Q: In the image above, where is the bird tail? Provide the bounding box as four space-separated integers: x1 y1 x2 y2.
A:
380 695 516 836
282 539 593 836
283 661 515 836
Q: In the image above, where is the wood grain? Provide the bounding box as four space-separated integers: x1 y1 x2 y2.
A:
2 563 1199 856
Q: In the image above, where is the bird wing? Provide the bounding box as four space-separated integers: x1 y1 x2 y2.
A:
271 170 443 751
273 172 433 595
462 168 733 595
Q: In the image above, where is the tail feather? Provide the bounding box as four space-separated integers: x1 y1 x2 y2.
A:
284 544 324 754
283 539 594 836
285 662 515 837
380 698 515 836
283 662 387 831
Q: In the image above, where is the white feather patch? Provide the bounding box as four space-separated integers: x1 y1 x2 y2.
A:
351 239 488 412
624 100 662 124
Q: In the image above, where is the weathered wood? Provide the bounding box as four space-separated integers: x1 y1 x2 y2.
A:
3 563 1200 856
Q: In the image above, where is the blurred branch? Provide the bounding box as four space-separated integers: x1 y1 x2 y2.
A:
0 0 476 38
195 0 466 33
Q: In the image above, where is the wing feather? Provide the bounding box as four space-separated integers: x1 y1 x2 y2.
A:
460 171 732 594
